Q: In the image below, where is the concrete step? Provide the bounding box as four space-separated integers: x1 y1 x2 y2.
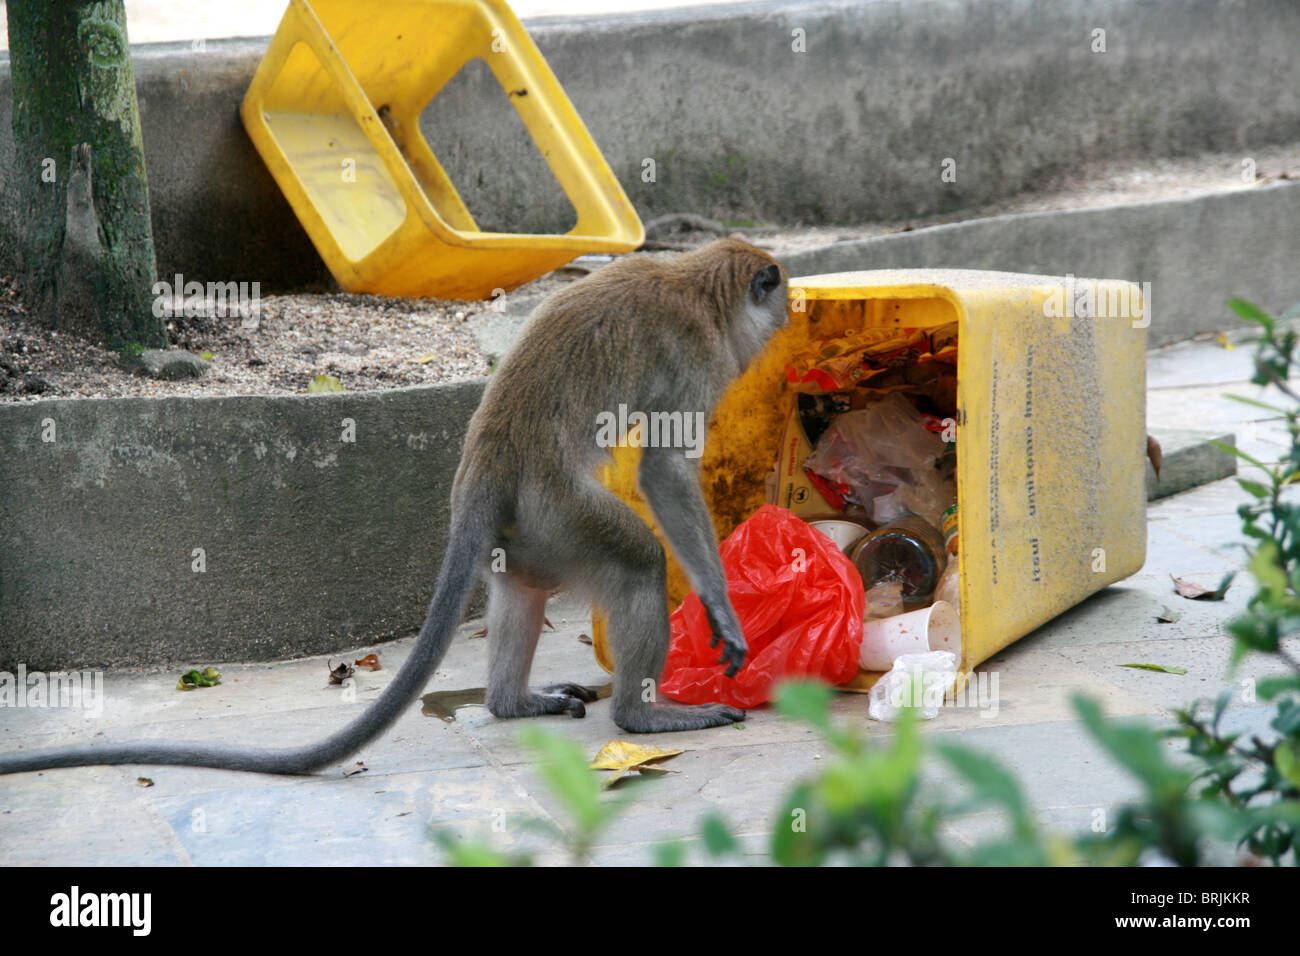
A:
1146 429 1237 502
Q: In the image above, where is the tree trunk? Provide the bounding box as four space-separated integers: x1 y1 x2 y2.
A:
7 0 166 348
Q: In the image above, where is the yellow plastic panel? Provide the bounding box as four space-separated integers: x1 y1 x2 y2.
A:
241 0 644 299
592 270 1148 687
263 105 407 262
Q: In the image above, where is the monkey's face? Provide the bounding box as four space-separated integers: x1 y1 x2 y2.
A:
731 251 789 370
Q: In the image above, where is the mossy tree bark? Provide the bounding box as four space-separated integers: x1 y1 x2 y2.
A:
7 0 166 347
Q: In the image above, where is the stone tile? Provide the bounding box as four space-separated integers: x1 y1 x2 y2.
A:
1147 382 1279 431
923 719 1152 810
507 738 824 854
1145 474 1254 518
0 797 191 865
1142 524 1241 576
152 765 557 866
1050 636 1300 716
1020 577 1248 649
1146 340 1259 390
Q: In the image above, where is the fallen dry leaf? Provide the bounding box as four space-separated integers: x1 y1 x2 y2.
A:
1147 435 1163 479
354 653 381 671
632 765 677 777
1120 662 1188 675
577 633 593 645
343 762 367 777
136 777 154 787
328 661 355 684
591 740 685 789
1156 605 1182 623
1171 575 1229 601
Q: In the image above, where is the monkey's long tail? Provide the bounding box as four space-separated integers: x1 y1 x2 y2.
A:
0 500 498 776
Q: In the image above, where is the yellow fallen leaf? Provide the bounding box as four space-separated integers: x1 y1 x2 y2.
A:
1217 332 1235 351
590 740 684 789
416 353 436 364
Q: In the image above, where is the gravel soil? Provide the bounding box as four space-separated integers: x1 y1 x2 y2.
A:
4 143 1297 404
0 281 494 402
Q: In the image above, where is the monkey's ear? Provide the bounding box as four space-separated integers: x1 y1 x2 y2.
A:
749 263 782 304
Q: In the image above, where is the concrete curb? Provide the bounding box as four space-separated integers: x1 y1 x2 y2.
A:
1146 429 1236 502
0 385 1238 670
778 182 1300 349
0 382 485 670
471 185 1300 355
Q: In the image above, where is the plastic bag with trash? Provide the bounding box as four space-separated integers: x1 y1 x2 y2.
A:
660 504 864 708
867 650 959 721
804 393 956 528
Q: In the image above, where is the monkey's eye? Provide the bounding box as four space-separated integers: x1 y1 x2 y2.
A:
750 264 782 304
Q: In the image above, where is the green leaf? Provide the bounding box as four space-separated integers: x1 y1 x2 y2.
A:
935 742 1033 832
1072 694 1192 802
699 811 739 856
1227 614 1279 654
1228 298 1274 329
200 351 215 361
176 666 221 690
435 834 520 867
307 373 344 393
1237 478 1270 499
1256 675 1300 700
1119 663 1188 675
1247 543 1287 595
1208 440 1270 470
1274 742 1300 789
517 727 607 836
773 680 835 735
1223 393 1289 415
769 782 821 867
1273 699 1300 735
1212 687 1233 730
652 841 686 867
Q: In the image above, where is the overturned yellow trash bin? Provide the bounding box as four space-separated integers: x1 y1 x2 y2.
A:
592 269 1148 690
240 0 644 299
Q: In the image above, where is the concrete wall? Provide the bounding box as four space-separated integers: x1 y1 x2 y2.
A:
0 382 485 670
2 0 1298 289
780 181 1300 348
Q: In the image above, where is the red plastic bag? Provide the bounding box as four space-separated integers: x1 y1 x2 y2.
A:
660 504 865 708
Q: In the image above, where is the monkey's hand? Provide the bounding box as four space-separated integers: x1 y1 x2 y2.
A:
639 448 751 679
704 606 748 678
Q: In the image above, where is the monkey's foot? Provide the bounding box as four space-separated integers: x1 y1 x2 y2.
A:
489 683 597 720
613 702 746 733
540 682 599 703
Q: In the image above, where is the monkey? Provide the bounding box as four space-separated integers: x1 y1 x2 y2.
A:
0 237 789 776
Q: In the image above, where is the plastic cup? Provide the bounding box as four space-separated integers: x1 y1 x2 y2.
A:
859 600 960 671
809 519 870 553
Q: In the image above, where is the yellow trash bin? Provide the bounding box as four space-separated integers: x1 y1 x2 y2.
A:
592 269 1148 689
240 0 644 299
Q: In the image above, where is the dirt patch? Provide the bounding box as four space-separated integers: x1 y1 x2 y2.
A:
0 277 493 402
